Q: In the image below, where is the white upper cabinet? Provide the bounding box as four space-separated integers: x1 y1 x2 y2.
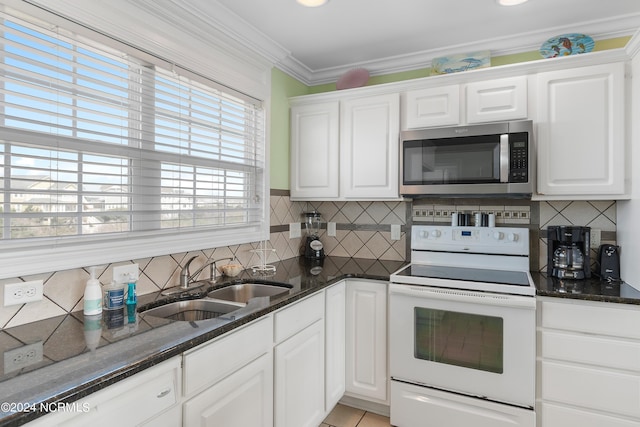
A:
340 93 400 199
402 76 528 129
290 101 340 199
290 93 400 201
536 62 627 199
466 76 528 124
402 85 460 129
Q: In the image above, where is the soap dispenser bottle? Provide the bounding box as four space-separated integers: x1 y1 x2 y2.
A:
84 266 103 315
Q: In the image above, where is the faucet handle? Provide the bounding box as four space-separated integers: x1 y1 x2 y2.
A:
179 255 199 288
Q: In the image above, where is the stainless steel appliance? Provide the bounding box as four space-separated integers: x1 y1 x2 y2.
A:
302 211 325 259
546 225 591 279
400 120 534 197
389 225 536 427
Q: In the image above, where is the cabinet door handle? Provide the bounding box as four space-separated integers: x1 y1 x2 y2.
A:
157 388 172 398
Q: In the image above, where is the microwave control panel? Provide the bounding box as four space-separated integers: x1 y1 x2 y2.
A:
509 133 528 183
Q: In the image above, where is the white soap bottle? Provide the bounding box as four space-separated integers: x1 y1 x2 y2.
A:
84 266 103 315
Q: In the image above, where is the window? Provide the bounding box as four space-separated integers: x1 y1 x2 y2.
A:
0 13 267 277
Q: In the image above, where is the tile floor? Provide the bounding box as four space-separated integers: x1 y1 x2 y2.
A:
320 404 391 427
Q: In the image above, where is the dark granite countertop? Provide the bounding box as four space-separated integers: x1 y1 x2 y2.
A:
0 256 405 426
532 272 640 305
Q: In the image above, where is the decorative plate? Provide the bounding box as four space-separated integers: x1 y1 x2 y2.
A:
540 33 594 58
336 68 370 90
431 51 490 75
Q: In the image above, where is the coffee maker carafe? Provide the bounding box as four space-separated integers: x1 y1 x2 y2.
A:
547 225 591 279
303 211 325 259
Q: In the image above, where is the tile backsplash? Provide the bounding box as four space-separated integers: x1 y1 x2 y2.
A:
0 191 407 329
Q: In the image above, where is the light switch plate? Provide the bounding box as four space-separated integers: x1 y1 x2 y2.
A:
327 222 336 237
591 229 601 248
391 224 401 240
289 222 301 239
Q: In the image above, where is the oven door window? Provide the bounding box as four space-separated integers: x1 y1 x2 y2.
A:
414 307 503 374
403 135 500 185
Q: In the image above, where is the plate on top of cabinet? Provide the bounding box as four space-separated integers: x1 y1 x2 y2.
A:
540 33 594 58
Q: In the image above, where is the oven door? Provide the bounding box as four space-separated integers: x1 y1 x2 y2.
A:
389 283 536 408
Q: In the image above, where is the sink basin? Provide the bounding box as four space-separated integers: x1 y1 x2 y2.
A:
207 283 291 304
141 299 244 322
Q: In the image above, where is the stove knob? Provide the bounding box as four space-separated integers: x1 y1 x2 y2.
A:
508 232 518 242
430 230 441 238
493 231 504 240
420 230 429 238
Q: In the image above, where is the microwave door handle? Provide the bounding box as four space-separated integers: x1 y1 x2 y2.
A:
500 134 509 183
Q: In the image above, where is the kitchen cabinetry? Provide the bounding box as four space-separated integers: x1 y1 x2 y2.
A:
290 93 400 200
183 316 273 427
274 292 326 427
402 76 527 129
345 279 388 403
535 62 627 199
537 298 640 426
325 281 346 412
27 357 182 427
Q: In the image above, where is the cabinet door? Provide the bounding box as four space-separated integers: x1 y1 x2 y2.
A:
403 85 460 129
325 281 346 411
274 319 325 427
183 353 273 427
536 63 625 197
340 93 400 199
345 280 387 402
290 101 340 199
466 76 528 124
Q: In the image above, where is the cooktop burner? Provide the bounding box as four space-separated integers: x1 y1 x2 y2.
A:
398 264 531 287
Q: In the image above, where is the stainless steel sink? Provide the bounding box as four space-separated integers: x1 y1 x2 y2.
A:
141 299 245 322
207 283 291 304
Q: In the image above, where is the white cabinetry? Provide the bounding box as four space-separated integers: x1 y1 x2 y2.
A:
274 292 326 427
290 101 340 199
537 298 640 426
27 357 182 427
535 62 627 199
290 93 400 201
182 316 273 427
325 281 346 412
402 76 527 129
345 279 388 403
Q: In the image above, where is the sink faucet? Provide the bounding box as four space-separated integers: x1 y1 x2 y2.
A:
179 256 234 288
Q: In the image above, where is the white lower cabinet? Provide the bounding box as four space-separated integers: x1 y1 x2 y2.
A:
183 352 273 427
537 298 640 426
345 279 388 403
27 356 182 427
274 292 326 427
325 281 346 412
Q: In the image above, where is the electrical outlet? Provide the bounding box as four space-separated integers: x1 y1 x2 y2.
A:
4 280 43 306
4 342 43 373
112 263 139 284
591 229 601 248
391 224 401 240
327 222 336 237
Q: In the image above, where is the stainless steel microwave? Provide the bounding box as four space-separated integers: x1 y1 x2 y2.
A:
400 120 534 197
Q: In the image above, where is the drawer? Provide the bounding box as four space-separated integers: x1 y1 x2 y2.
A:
541 299 640 339
541 402 639 427
183 316 272 396
541 330 640 372
541 360 640 418
274 292 324 344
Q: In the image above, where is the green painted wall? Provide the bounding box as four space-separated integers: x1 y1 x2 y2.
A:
269 36 631 190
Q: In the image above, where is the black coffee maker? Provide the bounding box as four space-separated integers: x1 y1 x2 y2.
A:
547 226 591 279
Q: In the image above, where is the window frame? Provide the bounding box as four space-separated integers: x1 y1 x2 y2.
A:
0 12 270 279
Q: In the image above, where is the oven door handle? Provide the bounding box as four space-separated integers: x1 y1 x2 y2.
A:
389 284 536 309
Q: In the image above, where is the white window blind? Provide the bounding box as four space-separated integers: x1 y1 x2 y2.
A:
0 12 267 277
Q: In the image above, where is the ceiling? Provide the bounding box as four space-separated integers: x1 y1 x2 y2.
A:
214 0 640 85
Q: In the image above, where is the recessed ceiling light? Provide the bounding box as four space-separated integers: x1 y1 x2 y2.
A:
497 0 529 5
296 0 329 7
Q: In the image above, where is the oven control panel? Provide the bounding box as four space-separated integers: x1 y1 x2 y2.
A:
411 225 528 255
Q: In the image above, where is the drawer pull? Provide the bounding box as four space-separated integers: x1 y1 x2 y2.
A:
157 388 172 398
